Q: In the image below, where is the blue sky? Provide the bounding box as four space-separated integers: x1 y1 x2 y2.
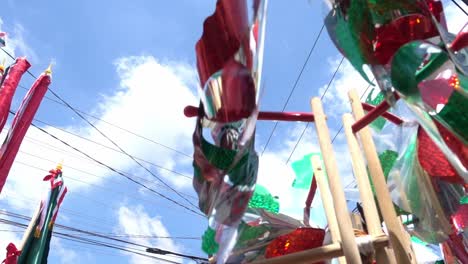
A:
0 1 466 263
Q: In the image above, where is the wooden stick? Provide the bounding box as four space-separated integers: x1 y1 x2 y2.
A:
311 97 362 264
348 90 417 264
343 113 396 264
311 155 347 264
251 235 390 264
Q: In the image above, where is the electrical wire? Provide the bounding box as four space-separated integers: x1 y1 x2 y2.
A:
16 149 197 200
284 56 345 164
260 24 325 155
451 0 468 16
29 116 192 180
0 210 208 262
23 120 204 216
1 47 196 210
0 217 183 264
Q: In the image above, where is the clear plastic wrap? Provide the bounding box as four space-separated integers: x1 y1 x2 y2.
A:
192 0 268 262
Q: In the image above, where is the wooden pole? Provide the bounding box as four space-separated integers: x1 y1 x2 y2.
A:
250 235 390 264
311 98 362 264
311 155 347 264
348 89 417 264
343 113 396 264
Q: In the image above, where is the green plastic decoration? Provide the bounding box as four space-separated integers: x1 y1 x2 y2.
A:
236 222 270 249
334 12 374 84
460 196 468 205
248 184 279 213
202 227 219 255
365 88 387 131
291 153 322 189
369 149 409 215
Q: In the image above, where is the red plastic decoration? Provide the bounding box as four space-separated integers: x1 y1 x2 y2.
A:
417 121 467 184
0 58 31 131
195 0 250 86
265 227 325 261
373 14 438 65
418 78 452 109
452 204 467 231
2 243 20 264
204 59 256 123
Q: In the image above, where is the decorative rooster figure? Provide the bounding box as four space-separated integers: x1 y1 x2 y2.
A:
192 0 268 262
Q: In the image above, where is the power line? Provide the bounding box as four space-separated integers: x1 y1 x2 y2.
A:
9 112 192 180
1 210 208 262
17 149 197 200
25 121 204 217
451 0 468 16
16 84 192 158
0 189 196 235
16 132 198 201
0 217 183 264
7 161 199 221
260 24 325 155
1 47 196 210
284 56 345 164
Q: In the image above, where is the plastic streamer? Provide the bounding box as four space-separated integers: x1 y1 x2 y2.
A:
323 0 468 182
192 0 268 262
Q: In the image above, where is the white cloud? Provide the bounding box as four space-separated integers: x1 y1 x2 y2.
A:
116 204 184 264
0 55 199 212
444 1 468 33
0 212 22 260
0 19 37 64
50 238 80 264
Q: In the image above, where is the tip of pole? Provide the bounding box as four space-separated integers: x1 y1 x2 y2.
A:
45 63 53 75
56 159 63 170
0 58 5 73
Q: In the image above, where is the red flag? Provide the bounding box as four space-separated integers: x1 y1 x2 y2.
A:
0 68 51 192
0 57 31 131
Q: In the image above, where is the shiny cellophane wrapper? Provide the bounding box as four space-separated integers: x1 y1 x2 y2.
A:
193 0 268 262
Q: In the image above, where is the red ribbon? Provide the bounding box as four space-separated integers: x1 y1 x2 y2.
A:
2 243 20 264
43 168 63 189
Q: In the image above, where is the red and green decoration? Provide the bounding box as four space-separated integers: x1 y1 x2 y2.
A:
192 0 267 262
0 32 6 47
324 0 468 183
201 184 279 255
452 195 467 232
3 164 67 264
365 88 387 131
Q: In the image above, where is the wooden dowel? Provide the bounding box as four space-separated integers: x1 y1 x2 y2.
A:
311 156 341 243
343 113 396 264
251 235 390 264
311 155 346 264
311 98 362 264
348 89 417 264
